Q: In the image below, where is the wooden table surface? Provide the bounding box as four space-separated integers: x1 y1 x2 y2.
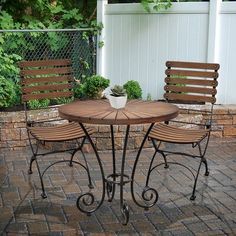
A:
58 99 179 125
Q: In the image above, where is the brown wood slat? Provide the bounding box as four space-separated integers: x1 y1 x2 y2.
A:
149 124 208 143
19 59 71 68
165 77 218 87
91 111 115 120
126 111 154 119
29 122 77 132
102 111 118 120
22 83 72 93
166 61 220 70
164 93 216 104
29 124 94 141
116 110 130 121
165 69 218 78
22 91 72 102
164 85 217 95
21 67 72 76
32 132 85 141
156 124 209 134
58 100 179 125
21 75 73 85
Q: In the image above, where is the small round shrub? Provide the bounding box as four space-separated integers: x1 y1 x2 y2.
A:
0 76 17 108
123 80 142 99
83 75 110 99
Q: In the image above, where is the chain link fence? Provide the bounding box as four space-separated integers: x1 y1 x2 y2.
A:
0 29 97 82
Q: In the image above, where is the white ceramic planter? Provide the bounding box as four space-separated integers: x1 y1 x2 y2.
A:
108 95 127 109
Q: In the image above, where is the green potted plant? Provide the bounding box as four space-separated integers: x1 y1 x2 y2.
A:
123 80 142 99
108 85 127 109
83 75 110 99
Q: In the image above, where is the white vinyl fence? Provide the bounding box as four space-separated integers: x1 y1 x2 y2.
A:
97 0 236 104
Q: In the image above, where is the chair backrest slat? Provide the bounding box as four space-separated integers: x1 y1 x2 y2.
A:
165 77 218 87
18 59 71 67
164 85 217 95
21 75 73 85
164 61 220 104
19 59 74 102
22 83 73 94
20 67 72 76
166 61 220 70
164 93 216 104
165 69 218 78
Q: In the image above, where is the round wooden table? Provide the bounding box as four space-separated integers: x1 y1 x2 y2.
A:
59 99 179 224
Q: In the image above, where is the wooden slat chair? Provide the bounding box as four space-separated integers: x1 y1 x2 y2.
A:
147 61 219 200
19 59 94 198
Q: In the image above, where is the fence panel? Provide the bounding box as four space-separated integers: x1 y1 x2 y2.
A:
0 29 96 83
103 3 209 101
101 1 236 104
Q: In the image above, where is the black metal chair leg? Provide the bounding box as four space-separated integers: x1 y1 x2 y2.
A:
69 138 93 189
28 136 39 174
202 157 209 176
190 159 203 201
152 139 169 169
160 151 169 169
28 155 36 174
70 137 86 166
34 158 47 199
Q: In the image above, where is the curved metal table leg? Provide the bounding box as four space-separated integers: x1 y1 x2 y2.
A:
131 123 159 210
76 123 106 215
120 125 130 225
106 125 116 202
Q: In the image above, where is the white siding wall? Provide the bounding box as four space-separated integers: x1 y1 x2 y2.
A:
217 3 236 104
99 1 236 104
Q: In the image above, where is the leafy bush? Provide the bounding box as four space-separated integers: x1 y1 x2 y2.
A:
123 80 142 99
83 75 110 99
0 51 22 107
28 99 50 109
0 76 17 108
52 97 74 105
74 82 86 99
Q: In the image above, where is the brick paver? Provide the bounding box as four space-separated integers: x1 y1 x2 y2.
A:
0 138 236 235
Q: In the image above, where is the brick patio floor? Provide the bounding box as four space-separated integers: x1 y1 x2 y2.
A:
0 137 236 235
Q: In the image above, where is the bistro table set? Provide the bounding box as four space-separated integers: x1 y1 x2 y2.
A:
58 99 179 225
19 59 219 225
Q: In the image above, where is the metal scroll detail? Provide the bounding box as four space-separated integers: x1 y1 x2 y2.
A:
131 123 159 209
76 192 96 215
77 123 106 214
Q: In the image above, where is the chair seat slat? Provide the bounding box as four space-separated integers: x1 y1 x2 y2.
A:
29 123 94 141
149 124 208 143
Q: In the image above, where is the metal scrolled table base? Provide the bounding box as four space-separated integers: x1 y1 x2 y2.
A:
76 122 159 225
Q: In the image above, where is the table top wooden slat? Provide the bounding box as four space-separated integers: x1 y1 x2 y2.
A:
59 99 179 125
